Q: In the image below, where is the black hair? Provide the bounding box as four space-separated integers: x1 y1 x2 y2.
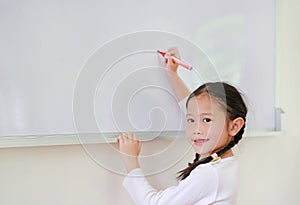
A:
177 82 247 181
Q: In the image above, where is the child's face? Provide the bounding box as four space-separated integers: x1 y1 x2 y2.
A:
186 93 232 158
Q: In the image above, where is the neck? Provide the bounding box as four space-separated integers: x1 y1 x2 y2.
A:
220 149 233 158
199 149 233 160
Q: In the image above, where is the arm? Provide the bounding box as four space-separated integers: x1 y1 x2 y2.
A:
118 133 141 173
118 133 217 205
165 47 191 102
122 162 217 205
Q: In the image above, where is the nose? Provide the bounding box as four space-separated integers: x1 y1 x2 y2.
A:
192 122 204 135
193 130 203 135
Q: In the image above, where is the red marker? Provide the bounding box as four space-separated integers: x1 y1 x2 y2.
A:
157 50 193 70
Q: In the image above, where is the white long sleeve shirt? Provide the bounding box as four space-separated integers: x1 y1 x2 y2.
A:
123 156 239 205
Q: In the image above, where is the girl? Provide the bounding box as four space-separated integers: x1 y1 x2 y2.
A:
118 48 247 205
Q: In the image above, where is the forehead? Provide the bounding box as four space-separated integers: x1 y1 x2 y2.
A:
187 93 224 115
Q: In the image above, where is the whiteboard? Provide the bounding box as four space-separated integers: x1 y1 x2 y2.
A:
0 0 276 137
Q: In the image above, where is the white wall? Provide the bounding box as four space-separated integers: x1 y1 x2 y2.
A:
0 0 299 204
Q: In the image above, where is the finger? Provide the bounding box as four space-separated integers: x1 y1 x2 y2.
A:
167 54 174 65
132 133 137 140
121 132 128 139
121 133 129 144
167 47 180 58
124 132 131 140
128 132 136 141
168 55 177 65
138 139 142 150
167 47 176 54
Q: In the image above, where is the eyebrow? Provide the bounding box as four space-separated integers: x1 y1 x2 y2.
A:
186 113 213 117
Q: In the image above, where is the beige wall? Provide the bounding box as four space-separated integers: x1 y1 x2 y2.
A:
1 0 299 204
235 0 300 204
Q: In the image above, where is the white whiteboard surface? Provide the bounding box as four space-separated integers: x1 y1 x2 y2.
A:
0 0 276 139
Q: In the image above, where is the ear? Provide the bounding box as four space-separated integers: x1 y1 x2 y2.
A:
228 117 245 137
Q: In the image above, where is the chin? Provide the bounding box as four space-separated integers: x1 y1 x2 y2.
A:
193 148 209 157
193 148 203 155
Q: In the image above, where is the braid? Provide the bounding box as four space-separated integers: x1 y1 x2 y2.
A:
177 155 213 181
216 124 245 157
188 153 200 166
177 124 246 181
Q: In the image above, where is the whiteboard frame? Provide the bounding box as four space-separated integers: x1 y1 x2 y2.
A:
0 130 283 148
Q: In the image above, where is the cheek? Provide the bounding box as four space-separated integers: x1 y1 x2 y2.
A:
213 118 227 130
209 124 229 145
185 125 193 139
207 122 227 138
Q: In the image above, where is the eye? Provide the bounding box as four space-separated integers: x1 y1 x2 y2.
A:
186 118 194 123
203 118 212 123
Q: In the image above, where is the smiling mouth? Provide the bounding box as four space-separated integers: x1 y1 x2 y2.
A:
193 139 209 145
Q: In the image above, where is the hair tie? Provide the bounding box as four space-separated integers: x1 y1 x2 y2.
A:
210 153 220 162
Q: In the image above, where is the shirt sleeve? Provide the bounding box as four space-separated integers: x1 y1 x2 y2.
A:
122 166 217 205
